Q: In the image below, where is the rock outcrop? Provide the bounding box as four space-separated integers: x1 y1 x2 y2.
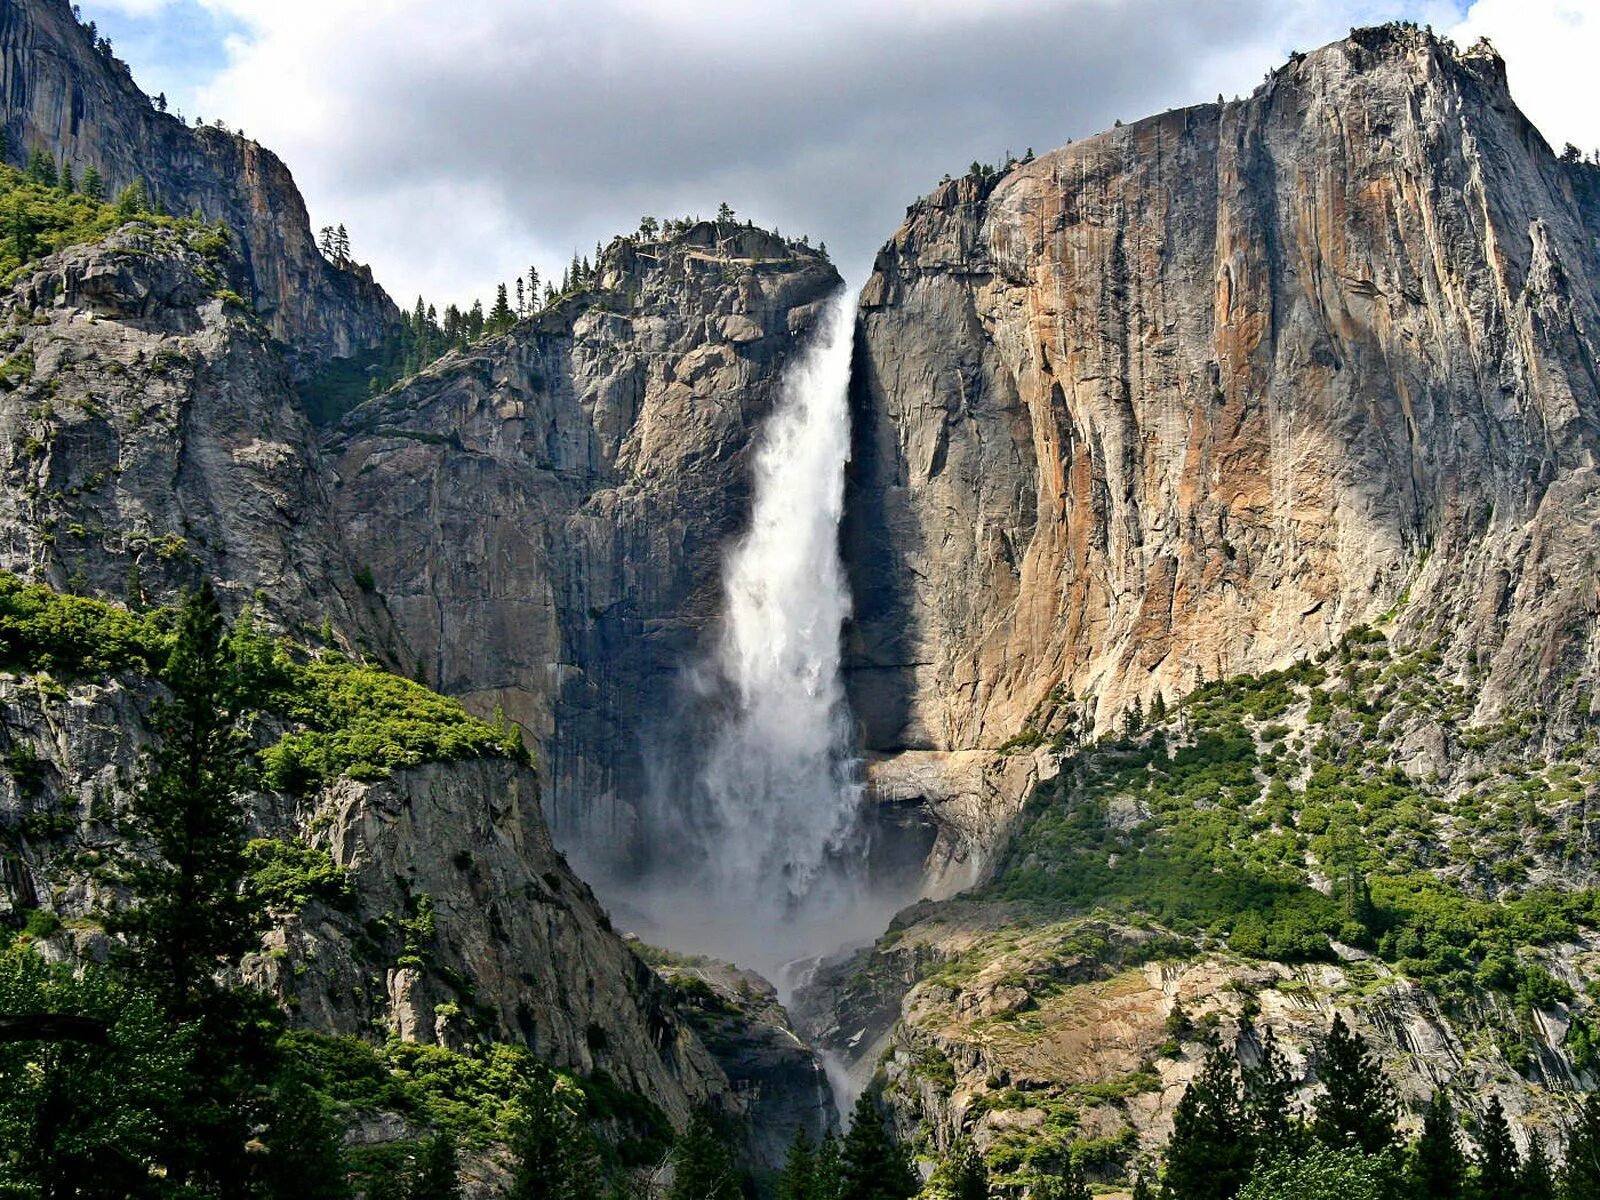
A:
0 0 397 370
845 25 1600 853
799 904 1594 1184
0 226 394 649
0 664 731 1122
326 224 842 865
646 951 837 1172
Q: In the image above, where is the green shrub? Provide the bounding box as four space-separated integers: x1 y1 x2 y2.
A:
244 839 354 912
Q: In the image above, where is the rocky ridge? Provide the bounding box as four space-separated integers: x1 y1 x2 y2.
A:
0 0 397 371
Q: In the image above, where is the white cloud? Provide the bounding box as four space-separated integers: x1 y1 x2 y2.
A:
1451 0 1600 157
168 0 1583 310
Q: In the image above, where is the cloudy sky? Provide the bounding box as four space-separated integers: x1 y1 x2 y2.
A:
83 0 1600 311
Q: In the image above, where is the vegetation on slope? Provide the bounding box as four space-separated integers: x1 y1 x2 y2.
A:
0 570 529 790
0 581 666 1198
0 140 229 282
984 627 1600 1009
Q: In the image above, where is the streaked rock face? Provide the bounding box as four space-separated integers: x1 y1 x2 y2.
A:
0 0 396 370
327 226 842 861
844 26 1600 845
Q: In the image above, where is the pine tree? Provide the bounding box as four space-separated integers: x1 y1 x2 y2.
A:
114 178 148 221
116 580 256 1019
840 1093 918 1200
1161 1049 1252 1200
56 159 73 193
467 299 485 341
1521 1131 1557 1200
925 1138 987 1200
79 164 103 202
1562 1092 1600 1200
9 197 36 263
527 266 540 307
26 147 55 186
1311 1015 1396 1155
717 201 735 222
1474 1096 1519 1199
779 1130 818 1200
815 1132 846 1200
410 1131 462 1200
669 1111 740 1200
335 223 351 260
489 282 515 332
1408 1091 1466 1200
516 277 525 317
508 1067 599 1200
1244 1028 1306 1163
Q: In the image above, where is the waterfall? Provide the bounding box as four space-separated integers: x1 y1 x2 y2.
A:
621 287 890 979
698 287 862 907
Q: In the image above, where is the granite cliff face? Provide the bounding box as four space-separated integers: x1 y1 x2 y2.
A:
0 222 744 1134
327 224 842 863
0 226 395 649
0 0 397 370
845 26 1600 856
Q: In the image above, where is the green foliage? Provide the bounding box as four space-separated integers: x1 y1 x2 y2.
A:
259 654 528 792
0 944 193 1197
1474 1096 1519 1199
1406 1091 1465 1200
507 1062 603 1200
924 1138 989 1200
113 581 257 1020
1311 1016 1396 1157
244 838 354 912
0 156 216 282
1521 1131 1558 1200
1236 1147 1403 1200
1160 1050 1251 1200
1562 1093 1600 1200
841 1093 917 1200
0 571 168 675
0 572 528 794
667 1111 741 1200
981 641 1600 1002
